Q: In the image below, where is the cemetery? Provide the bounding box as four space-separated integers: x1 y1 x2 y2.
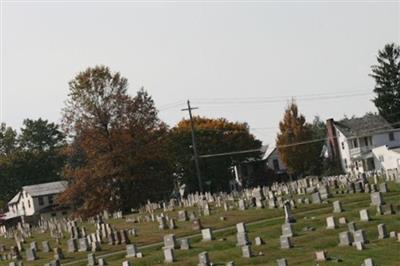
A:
0 174 399 265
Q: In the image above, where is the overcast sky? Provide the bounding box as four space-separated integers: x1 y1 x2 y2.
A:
1 1 399 144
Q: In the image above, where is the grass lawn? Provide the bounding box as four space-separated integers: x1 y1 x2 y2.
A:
1 181 399 266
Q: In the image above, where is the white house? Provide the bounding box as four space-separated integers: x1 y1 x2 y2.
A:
4 181 70 222
326 114 400 175
372 145 400 179
263 145 287 174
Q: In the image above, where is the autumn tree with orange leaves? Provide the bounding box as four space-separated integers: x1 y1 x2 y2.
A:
169 117 262 192
58 66 173 217
276 101 320 177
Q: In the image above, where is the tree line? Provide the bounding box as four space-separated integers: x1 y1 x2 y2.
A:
0 43 398 216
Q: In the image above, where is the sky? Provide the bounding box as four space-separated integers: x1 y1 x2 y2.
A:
1 0 399 145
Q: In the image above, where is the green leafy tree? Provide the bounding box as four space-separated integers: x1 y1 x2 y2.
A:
370 43 400 125
169 117 262 192
0 123 17 155
0 120 66 203
19 118 65 152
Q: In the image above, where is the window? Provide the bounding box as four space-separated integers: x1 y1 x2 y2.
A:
355 161 359 170
51 213 57 217
341 142 345 150
353 139 358 148
28 200 31 208
364 137 369 146
344 159 348 169
389 132 395 141
48 195 54 205
273 159 280 171
38 197 44 206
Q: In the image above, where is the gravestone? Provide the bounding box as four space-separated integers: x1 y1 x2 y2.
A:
122 261 131 266
255 236 264 246
198 251 210 266
359 209 370 221
241 244 252 258
363 258 375 266
276 258 288 266
120 230 130 244
333 201 343 213
53 247 64 260
236 231 250 247
370 192 384 206
383 204 395 215
98 258 107 266
378 224 388 239
30 241 38 252
281 223 293 237
315 251 327 261
311 192 321 204
192 218 202 230
87 253 96 266
319 185 330 200
91 241 101 252
67 239 78 252
201 228 213 241
339 231 353 246
379 183 388 193
326 216 337 229
159 217 167 230
283 201 296 223
126 244 137 258
169 219 176 230
348 222 357 232
178 210 188 222
26 247 37 261
268 198 277 209
163 248 175 263
238 199 247 210
353 229 368 244
163 234 177 249
280 235 292 249
78 238 89 252
42 241 51 253
180 238 191 250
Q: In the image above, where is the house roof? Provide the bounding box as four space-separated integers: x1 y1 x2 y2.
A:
22 181 68 197
334 114 393 138
8 191 21 205
262 145 276 160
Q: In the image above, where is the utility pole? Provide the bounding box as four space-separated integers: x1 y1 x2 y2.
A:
181 100 203 193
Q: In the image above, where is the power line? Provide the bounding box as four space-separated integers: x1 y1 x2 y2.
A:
192 92 372 105
198 119 400 158
192 89 370 102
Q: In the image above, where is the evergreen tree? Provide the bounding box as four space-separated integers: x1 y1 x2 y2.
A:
370 43 400 125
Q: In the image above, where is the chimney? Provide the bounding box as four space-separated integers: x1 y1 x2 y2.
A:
326 118 339 159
